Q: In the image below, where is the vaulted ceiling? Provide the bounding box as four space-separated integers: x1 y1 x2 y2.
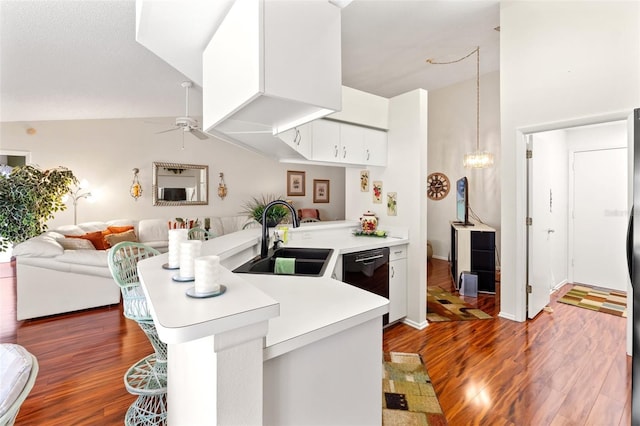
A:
0 0 499 123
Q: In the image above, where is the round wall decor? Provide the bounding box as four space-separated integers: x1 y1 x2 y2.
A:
427 172 450 200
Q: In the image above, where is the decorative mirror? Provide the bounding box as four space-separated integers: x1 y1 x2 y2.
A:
152 162 208 206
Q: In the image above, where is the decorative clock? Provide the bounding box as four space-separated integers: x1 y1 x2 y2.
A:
427 172 450 200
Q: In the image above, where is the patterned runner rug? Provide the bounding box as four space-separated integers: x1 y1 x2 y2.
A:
558 284 627 317
383 352 448 426
427 288 493 322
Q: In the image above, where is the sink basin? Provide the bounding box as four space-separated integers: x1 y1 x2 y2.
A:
233 248 333 276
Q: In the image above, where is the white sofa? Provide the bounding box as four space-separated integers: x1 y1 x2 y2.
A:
12 216 252 320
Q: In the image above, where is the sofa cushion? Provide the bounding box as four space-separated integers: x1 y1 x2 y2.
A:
104 229 138 246
54 225 86 237
77 222 109 233
12 233 64 258
57 238 96 250
138 219 168 243
55 250 109 267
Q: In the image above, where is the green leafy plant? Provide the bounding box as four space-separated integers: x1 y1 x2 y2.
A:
0 165 77 251
241 194 289 226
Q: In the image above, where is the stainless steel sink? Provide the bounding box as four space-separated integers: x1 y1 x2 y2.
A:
233 248 333 276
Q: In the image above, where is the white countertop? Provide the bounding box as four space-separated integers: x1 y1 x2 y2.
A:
138 221 408 356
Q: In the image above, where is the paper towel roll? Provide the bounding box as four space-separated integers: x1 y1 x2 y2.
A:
179 240 202 278
168 229 189 268
194 255 221 294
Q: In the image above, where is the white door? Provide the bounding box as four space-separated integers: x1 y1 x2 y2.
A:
527 135 553 319
572 148 628 291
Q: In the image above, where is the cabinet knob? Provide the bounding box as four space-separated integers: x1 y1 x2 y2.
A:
366 149 370 160
342 146 347 159
391 265 395 278
334 144 338 157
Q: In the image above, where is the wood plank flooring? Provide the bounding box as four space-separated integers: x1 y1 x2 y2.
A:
1 258 631 425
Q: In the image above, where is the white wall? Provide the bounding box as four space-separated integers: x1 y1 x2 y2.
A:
345 89 428 329
0 118 345 228
500 1 640 321
427 70 501 260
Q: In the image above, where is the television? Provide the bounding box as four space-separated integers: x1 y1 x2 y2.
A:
161 187 187 201
455 177 473 226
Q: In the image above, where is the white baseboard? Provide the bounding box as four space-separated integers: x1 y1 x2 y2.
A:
498 311 519 322
402 318 428 330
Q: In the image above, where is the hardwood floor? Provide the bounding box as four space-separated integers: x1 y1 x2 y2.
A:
1 258 631 425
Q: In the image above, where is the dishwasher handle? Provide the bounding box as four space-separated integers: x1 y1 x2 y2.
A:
355 254 384 263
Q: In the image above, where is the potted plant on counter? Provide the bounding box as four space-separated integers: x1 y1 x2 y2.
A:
241 194 290 227
0 165 77 252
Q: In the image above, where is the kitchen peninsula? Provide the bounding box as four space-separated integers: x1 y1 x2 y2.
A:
138 221 408 425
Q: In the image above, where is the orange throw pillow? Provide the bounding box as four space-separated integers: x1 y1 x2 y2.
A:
68 231 110 250
108 225 135 234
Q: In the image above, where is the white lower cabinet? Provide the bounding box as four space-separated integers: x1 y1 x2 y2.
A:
389 245 408 323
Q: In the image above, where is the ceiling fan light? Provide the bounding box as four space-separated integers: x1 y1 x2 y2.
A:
464 151 494 168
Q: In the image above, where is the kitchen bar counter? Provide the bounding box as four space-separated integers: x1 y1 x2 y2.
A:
137 221 407 425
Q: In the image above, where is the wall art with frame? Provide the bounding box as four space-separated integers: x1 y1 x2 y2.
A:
287 170 306 196
313 179 330 203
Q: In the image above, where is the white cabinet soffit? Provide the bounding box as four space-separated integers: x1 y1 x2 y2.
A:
135 0 235 87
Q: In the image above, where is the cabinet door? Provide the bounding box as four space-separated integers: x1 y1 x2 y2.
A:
389 258 407 323
278 125 312 159
362 128 387 166
339 123 364 164
311 120 341 162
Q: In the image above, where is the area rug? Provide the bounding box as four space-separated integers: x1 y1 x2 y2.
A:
427 288 493 322
383 352 448 426
558 284 627 317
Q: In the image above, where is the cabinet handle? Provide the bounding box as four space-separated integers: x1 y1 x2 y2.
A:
366 149 370 160
334 144 338 158
393 250 403 255
294 128 301 146
342 146 347 159
391 265 395 278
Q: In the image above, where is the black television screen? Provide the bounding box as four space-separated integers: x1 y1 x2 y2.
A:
162 187 187 201
456 177 470 225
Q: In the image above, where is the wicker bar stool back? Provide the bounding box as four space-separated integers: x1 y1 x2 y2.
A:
108 242 167 426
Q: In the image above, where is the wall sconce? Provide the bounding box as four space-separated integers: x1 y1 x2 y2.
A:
69 179 92 225
218 172 228 200
130 168 142 201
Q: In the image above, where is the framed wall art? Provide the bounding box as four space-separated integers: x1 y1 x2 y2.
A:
287 170 306 196
373 181 383 204
313 179 330 203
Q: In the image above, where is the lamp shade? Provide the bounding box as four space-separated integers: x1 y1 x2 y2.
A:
464 151 494 168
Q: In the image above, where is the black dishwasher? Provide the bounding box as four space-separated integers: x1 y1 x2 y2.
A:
342 247 390 325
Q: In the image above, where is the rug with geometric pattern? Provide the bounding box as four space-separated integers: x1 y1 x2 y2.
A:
427 288 493 322
382 352 448 426
558 284 627 317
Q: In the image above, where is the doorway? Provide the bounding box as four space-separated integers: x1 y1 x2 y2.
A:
526 120 628 318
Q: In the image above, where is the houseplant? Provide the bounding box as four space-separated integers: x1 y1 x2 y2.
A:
241 194 289 227
0 165 77 252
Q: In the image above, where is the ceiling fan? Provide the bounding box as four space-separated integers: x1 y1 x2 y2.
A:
157 81 209 141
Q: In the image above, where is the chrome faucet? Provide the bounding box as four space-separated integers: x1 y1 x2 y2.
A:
261 200 300 258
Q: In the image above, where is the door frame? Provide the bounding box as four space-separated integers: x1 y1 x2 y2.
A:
514 111 631 322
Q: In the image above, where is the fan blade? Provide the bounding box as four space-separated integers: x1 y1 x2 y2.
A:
156 127 180 135
189 129 210 140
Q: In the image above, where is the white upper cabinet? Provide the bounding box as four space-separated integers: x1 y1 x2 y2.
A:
278 125 312 159
202 0 342 136
361 127 388 166
294 119 387 166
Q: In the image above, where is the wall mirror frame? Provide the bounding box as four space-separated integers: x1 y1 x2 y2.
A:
153 162 209 206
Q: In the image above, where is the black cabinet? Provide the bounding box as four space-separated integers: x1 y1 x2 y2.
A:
450 223 496 293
